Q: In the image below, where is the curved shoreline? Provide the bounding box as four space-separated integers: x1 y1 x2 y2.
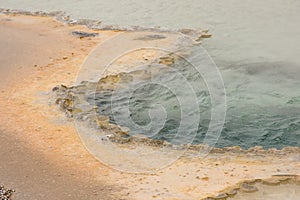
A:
0 13 299 200
54 82 300 153
0 8 210 37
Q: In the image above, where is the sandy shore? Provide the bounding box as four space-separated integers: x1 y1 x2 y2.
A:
0 13 125 200
0 13 299 200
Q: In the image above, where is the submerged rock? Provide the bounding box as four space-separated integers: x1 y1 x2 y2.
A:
135 34 166 41
53 84 74 117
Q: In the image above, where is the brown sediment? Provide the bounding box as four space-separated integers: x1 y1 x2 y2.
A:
0 13 299 200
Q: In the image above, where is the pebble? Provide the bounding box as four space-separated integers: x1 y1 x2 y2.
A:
227 189 238 197
240 183 258 193
0 185 14 200
214 193 228 199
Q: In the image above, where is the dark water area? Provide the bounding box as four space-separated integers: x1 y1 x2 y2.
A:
89 54 300 149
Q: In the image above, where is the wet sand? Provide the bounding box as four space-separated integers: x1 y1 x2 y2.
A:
0 13 299 200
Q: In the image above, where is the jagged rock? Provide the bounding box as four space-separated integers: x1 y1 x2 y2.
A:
53 85 75 117
55 97 73 111
52 84 68 92
72 31 99 38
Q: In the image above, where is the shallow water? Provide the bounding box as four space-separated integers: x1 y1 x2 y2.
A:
1 0 300 64
2 1 299 149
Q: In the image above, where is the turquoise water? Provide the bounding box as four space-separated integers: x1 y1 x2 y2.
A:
90 56 300 149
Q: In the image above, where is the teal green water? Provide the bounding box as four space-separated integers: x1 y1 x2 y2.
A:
91 56 300 149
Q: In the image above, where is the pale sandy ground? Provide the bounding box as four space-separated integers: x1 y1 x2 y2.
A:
0 14 299 200
0 13 125 200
